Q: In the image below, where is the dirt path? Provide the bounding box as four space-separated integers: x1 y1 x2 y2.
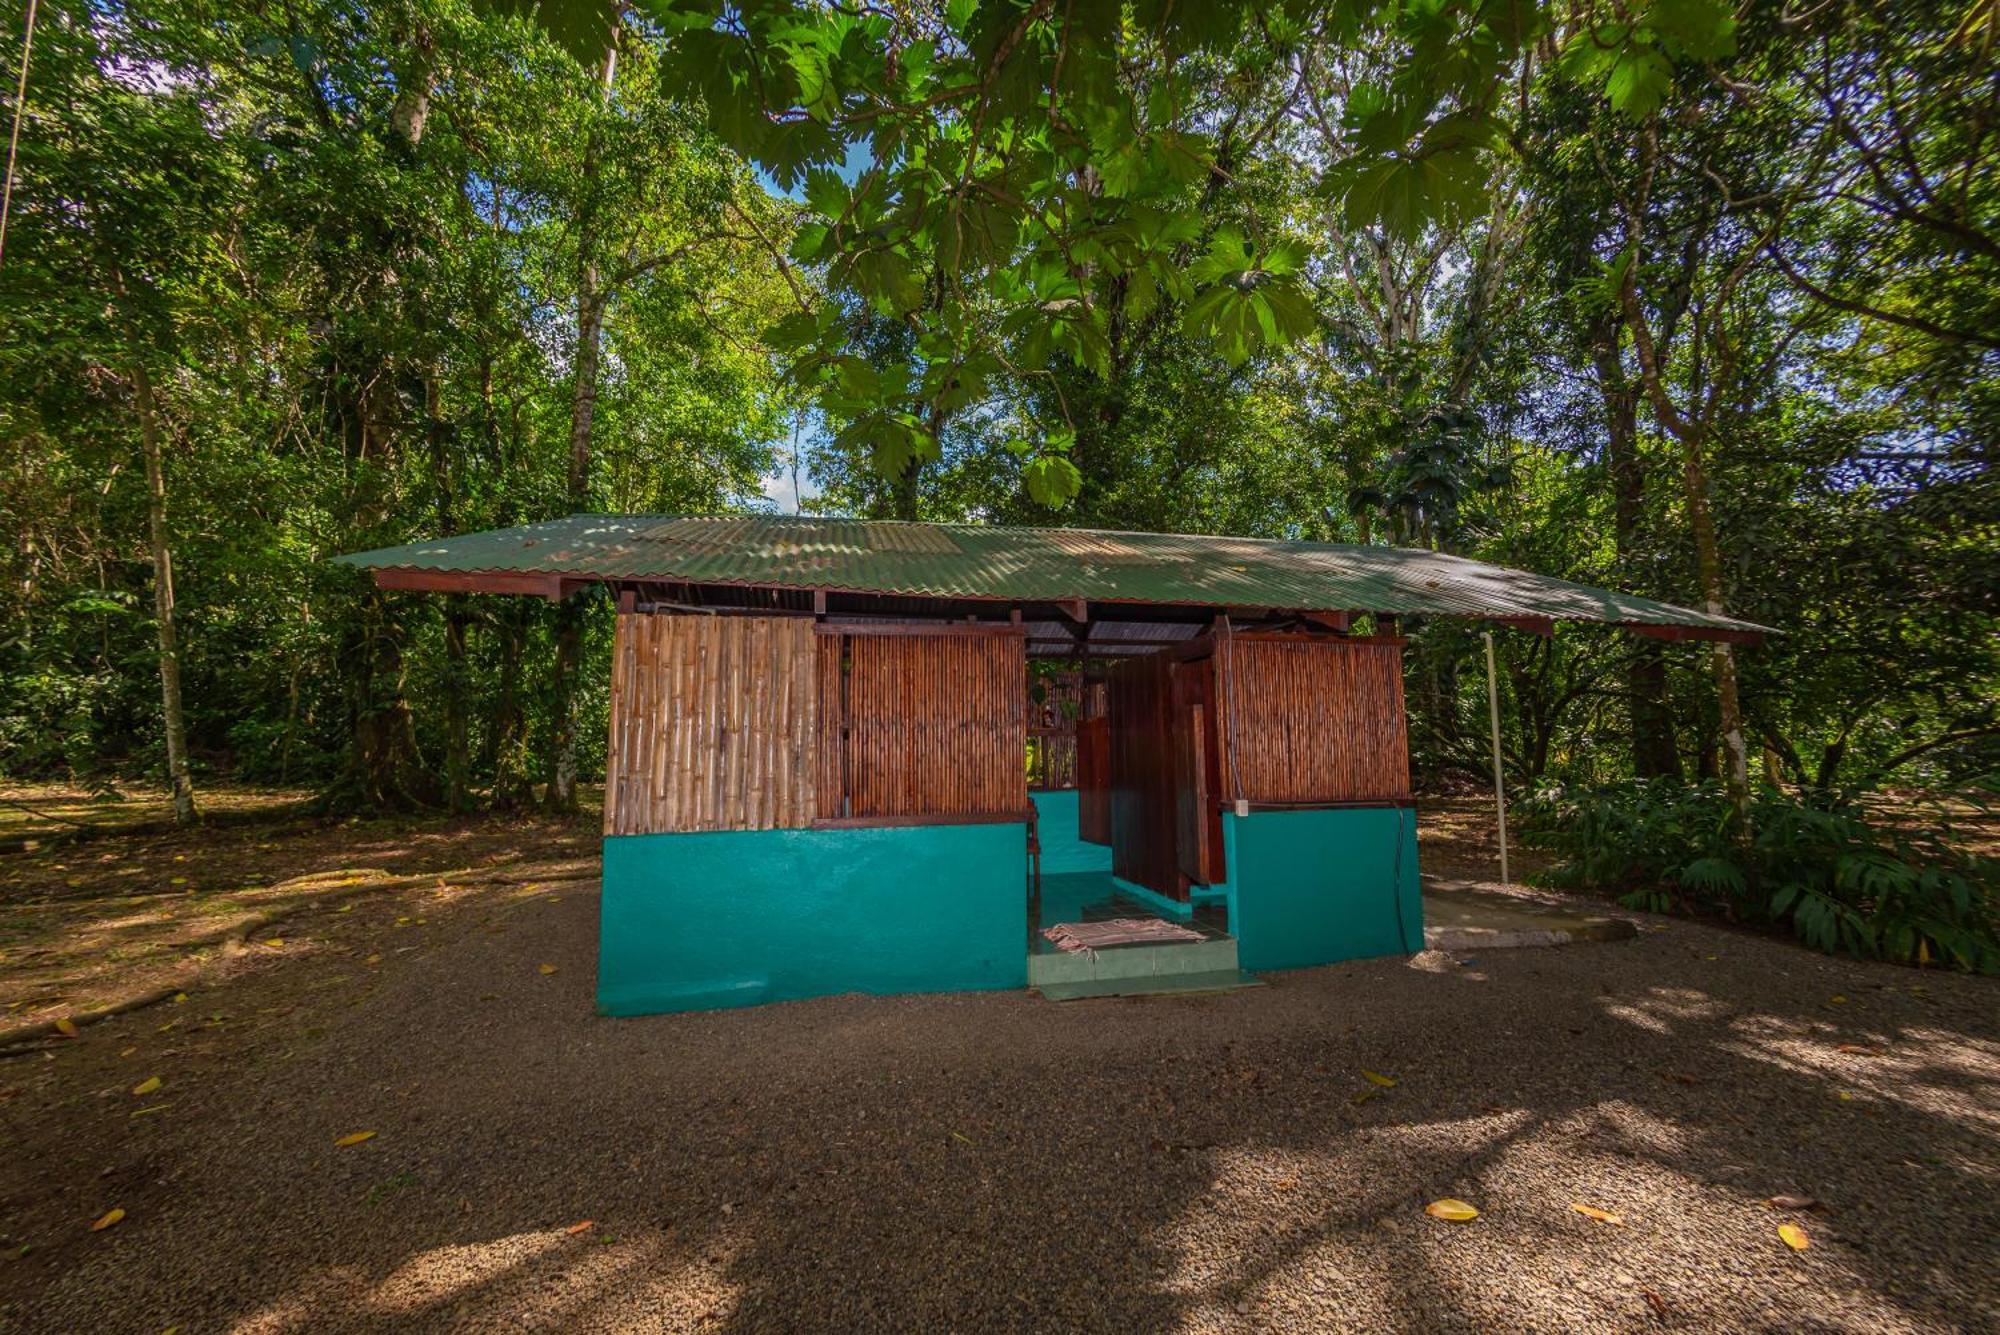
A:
1 792 1995 1332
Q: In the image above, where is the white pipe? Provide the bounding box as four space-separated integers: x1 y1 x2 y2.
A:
1483 630 1510 886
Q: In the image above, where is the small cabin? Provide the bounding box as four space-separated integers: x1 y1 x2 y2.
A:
339 514 1763 1014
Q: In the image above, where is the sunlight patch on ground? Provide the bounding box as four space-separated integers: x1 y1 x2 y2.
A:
1152 1111 1537 1327
1596 985 1732 1035
1719 1017 2000 1134
366 1229 570 1312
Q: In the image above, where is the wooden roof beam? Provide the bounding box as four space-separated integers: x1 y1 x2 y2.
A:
1054 597 1088 623
372 568 567 599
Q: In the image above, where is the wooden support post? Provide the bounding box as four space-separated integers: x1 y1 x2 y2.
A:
1302 610 1352 632
1483 630 1510 886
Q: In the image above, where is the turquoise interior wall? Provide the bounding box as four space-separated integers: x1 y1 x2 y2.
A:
1226 806 1423 972
598 822 1029 1015
1029 791 1111 874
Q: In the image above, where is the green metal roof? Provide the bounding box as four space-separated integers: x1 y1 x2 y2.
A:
334 513 1770 636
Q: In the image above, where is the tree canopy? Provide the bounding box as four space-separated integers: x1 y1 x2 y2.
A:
1 0 1993 848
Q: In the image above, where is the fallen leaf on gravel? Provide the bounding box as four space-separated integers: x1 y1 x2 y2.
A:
1778 1222 1810 1250
335 1130 377 1147
1659 1071 1702 1086
130 1103 171 1118
1571 1203 1623 1225
365 954 382 965
950 1130 977 1146
1643 1290 1669 1319
566 1220 594 1235
1835 1044 1878 1056
90 1208 124 1231
1350 1088 1381 1105
131 1076 161 1096
538 963 557 975
1765 1194 1818 1210
1828 995 1847 1005
1361 1069 1397 1087
1425 1199 1479 1221
119 1047 135 1057
338 904 354 913
264 939 285 949
54 1017 79 1038
172 993 187 1004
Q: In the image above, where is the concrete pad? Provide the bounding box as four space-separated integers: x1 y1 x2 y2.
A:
1422 878 1638 951
1034 969 1264 1002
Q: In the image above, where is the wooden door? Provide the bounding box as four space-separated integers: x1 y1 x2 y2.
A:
1076 715 1111 845
1170 658 1227 886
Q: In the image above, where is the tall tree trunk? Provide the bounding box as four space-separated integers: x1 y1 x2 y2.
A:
133 362 197 824
487 598 533 810
426 380 472 812
1682 441 1752 810
1618 124 1751 826
340 592 439 810
1588 314 1679 780
544 36 619 815
442 601 471 810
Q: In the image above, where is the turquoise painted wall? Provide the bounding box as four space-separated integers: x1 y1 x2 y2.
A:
1226 807 1423 972
1029 791 1111 874
598 822 1029 1015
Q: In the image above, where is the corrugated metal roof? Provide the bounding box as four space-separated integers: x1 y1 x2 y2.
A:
333 513 1771 635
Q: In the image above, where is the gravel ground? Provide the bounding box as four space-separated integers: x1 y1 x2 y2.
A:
3 880 1997 1333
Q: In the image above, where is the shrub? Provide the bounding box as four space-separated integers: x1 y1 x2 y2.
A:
1516 779 1999 973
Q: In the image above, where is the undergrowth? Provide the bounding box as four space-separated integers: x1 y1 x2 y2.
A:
1516 780 1999 973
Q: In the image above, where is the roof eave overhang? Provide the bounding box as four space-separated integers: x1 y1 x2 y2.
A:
355 565 1769 644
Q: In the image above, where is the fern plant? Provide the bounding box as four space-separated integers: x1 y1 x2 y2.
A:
1517 780 1999 973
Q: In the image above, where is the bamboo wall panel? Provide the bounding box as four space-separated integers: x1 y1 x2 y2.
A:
603 613 819 835
839 632 1028 819
1220 638 1410 803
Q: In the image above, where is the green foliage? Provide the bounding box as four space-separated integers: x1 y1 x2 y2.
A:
1 0 1992 844
1520 781 2000 973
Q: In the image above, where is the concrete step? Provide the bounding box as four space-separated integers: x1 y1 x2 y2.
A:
1034 969 1264 1002
1422 881 1639 951
1027 934 1240 988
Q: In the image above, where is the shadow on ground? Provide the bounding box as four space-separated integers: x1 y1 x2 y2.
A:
2 819 1996 1332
